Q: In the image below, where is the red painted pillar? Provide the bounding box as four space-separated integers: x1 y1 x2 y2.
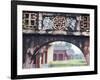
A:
36 55 40 68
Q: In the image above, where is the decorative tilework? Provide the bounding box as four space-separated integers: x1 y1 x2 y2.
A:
53 16 66 30
43 17 53 30
22 11 90 35
66 17 77 31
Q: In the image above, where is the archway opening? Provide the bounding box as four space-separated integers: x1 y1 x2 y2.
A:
35 41 88 68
